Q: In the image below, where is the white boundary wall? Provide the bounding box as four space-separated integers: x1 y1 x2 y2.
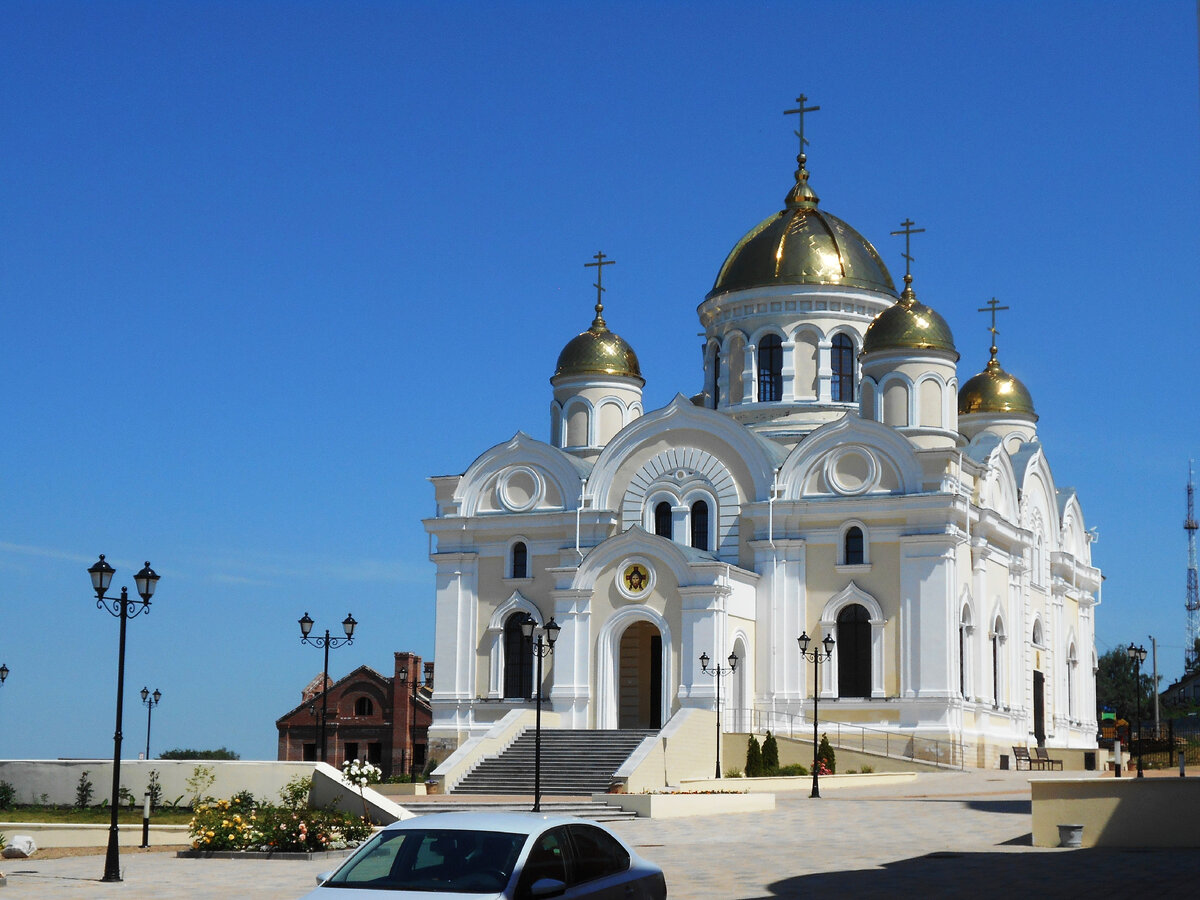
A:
0 759 315 807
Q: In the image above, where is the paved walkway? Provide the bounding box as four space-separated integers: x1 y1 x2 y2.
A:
3 770 1200 898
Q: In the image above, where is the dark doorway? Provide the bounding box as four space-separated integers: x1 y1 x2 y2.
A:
1033 670 1046 747
504 614 534 699
618 622 663 729
837 604 872 698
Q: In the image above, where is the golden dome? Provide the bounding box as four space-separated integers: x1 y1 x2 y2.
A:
862 281 958 357
958 357 1037 418
553 307 643 384
708 157 896 299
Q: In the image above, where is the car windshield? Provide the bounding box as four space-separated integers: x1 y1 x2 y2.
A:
325 827 526 893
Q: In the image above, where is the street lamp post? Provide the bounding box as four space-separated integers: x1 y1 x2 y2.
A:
140 687 161 761
698 650 738 778
397 664 420 779
89 554 160 883
1127 642 1148 779
797 630 835 798
520 615 560 812
299 612 358 764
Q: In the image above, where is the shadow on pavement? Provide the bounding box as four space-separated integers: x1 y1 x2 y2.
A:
751 848 1200 899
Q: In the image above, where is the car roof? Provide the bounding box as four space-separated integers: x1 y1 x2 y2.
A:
381 811 605 835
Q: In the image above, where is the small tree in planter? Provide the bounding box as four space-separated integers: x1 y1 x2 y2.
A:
762 731 779 774
745 735 763 777
817 733 836 774
342 759 382 821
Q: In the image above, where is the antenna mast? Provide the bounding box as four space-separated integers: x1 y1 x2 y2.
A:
1186 461 1199 671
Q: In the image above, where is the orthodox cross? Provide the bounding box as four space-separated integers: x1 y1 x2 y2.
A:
584 251 615 324
977 297 1010 357
784 94 820 155
890 218 925 282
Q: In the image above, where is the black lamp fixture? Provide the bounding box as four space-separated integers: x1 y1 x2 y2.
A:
797 630 835 798
299 612 358 764
0 663 8 685
699 650 738 778
140 687 162 761
89 554 160 883
520 614 560 811
1126 642 1148 779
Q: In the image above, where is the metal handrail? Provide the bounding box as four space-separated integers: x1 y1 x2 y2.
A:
728 706 965 770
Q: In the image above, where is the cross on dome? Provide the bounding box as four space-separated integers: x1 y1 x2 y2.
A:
584 251 615 330
977 297 1010 360
783 94 820 157
890 218 925 287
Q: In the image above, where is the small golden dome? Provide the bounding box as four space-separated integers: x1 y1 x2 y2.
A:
862 282 957 357
708 157 895 299
958 357 1037 418
553 308 643 384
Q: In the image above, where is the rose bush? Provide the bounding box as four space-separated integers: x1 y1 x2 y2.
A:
188 796 372 853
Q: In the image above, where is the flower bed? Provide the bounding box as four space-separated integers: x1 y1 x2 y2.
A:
189 796 372 853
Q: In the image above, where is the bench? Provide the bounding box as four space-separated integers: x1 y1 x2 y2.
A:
1035 747 1064 770
1012 746 1047 770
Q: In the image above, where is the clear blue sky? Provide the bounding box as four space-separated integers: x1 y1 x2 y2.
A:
2 1 1197 761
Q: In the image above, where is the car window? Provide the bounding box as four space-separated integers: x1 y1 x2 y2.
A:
328 827 523 894
567 824 631 884
516 825 570 897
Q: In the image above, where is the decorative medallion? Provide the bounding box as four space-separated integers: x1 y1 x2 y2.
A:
497 466 544 513
616 558 655 601
824 446 879 496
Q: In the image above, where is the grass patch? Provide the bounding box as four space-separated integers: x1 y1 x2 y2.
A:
0 805 193 825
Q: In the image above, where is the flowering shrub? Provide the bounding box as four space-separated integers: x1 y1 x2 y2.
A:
189 797 372 853
341 759 382 788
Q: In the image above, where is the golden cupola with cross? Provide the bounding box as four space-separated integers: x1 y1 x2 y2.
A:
695 96 901 443
550 252 644 461
958 299 1038 447
859 223 962 450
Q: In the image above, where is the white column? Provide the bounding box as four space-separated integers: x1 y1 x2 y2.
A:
900 535 957 698
431 552 479 703
743 342 758 404
780 339 797 401
549 587 592 728
816 339 833 402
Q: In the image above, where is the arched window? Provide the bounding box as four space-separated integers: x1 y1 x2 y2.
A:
959 606 973 699
503 614 533 699
511 541 528 579
1031 619 1043 646
831 334 855 402
712 345 722 409
758 334 782 402
654 501 672 539
836 604 871 698
1067 644 1077 719
690 500 709 551
354 697 374 717
843 526 864 565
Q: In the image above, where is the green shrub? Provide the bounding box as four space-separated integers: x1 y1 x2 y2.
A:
279 775 312 811
723 768 744 778
186 765 217 808
146 770 163 809
0 779 16 810
762 731 779 772
160 747 240 760
817 733 836 774
75 771 95 808
0 831 6 852
745 735 763 777
777 763 808 776
860 764 874 774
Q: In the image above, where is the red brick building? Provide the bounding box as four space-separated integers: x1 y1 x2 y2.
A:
276 651 432 778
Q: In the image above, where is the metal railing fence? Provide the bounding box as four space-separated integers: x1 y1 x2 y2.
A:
729 706 965 769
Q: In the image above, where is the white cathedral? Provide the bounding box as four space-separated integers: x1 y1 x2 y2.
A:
424 114 1100 769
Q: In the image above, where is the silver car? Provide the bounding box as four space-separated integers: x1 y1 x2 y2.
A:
298 811 667 899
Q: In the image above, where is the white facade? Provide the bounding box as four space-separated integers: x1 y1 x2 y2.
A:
423 135 1100 768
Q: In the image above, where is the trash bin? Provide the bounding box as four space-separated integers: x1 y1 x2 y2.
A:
999 754 1009 770
1084 750 1096 771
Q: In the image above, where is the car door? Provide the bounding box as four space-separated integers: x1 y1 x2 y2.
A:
562 823 644 900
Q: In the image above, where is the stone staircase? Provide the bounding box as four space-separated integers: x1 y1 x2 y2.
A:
399 799 638 822
450 728 657 798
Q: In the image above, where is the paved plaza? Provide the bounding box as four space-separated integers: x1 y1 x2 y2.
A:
3 770 1200 898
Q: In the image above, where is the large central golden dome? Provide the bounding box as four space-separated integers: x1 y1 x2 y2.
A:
708 158 896 299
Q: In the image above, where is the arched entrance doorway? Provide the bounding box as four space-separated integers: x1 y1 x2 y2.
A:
618 621 663 729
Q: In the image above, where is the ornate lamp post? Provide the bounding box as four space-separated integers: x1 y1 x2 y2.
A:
396 664 420 778
299 612 358 764
140 687 161 760
89 554 160 883
699 650 738 778
1127 642 1148 778
520 615 560 812
797 630 835 798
